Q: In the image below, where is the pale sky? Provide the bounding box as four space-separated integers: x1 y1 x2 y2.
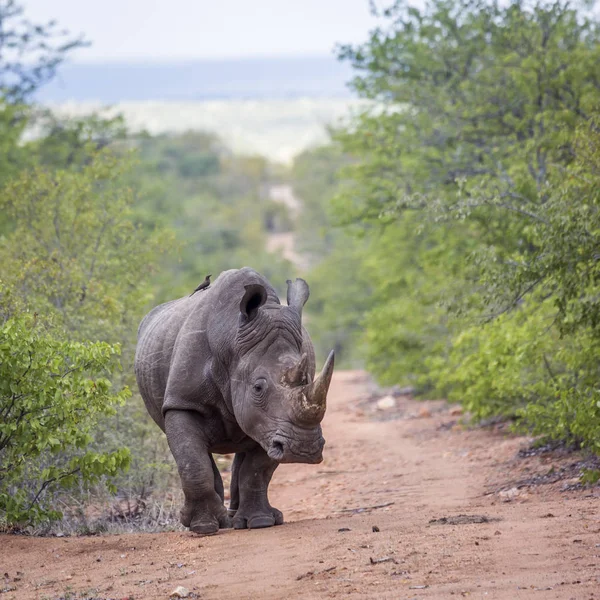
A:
24 0 383 62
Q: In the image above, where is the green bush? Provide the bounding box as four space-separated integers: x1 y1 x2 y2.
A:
429 299 556 419
429 297 600 451
0 314 130 527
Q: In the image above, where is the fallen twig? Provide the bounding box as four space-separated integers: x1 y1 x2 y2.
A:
429 514 500 525
335 502 395 514
369 556 397 565
296 566 337 580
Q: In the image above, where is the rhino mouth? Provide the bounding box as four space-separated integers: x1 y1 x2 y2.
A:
268 431 325 464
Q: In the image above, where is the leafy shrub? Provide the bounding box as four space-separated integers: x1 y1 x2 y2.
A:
429 298 600 452
0 314 130 527
428 299 557 419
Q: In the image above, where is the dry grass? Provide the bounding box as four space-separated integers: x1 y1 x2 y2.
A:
4 455 234 537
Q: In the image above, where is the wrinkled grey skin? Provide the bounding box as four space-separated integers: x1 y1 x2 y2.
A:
135 267 334 534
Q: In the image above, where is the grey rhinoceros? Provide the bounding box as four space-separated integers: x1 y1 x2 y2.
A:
135 267 334 534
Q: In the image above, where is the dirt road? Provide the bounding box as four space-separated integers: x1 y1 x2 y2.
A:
2 371 599 599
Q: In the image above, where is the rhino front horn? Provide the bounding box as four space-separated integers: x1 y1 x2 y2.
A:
295 350 335 424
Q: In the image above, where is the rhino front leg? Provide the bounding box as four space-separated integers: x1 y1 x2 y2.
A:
231 446 283 530
164 409 230 534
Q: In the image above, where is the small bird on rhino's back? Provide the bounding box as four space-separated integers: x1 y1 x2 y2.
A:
190 274 211 296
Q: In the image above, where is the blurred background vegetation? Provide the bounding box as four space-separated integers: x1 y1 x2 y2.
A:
2 0 600 530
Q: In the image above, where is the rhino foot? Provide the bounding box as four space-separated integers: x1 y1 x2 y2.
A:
181 497 231 535
232 505 284 530
190 516 230 535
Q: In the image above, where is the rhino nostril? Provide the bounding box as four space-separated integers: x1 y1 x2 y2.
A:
269 440 285 460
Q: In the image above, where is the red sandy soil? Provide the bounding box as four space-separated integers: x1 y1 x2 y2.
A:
1 371 599 600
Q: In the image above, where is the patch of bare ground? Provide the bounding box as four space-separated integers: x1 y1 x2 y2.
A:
1 370 599 599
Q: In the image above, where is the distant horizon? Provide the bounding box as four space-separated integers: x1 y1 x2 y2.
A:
38 55 357 104
61 52 343 66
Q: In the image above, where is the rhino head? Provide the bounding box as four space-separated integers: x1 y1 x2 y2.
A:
229 278 334 464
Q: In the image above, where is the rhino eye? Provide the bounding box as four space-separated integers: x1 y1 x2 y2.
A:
253 378 267 394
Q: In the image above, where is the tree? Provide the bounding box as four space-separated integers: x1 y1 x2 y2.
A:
0 0 87 102
0 0 90 231
328 0 600 448
0 149 170 344
429 117 600 449
338 0 600 222
0 101 29 189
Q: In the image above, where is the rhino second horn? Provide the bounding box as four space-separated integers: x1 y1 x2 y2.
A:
295 350 335 424
282 353 309 387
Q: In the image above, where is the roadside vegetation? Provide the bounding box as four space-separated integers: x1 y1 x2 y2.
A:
0 1 291 531
300 0 600 456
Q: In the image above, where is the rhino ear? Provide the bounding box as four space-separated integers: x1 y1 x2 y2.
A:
240 284 268 321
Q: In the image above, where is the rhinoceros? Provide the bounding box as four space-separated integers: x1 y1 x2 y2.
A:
134 267 334 534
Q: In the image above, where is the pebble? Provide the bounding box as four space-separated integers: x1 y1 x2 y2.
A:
170 586 190 598
376 396 396 410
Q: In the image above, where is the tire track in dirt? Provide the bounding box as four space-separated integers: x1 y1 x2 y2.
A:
2 370 599 599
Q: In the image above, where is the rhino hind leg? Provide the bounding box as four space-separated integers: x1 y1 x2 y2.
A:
165 409 231 535
211 454 225 503
227 452 244 518
231 447 283 530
